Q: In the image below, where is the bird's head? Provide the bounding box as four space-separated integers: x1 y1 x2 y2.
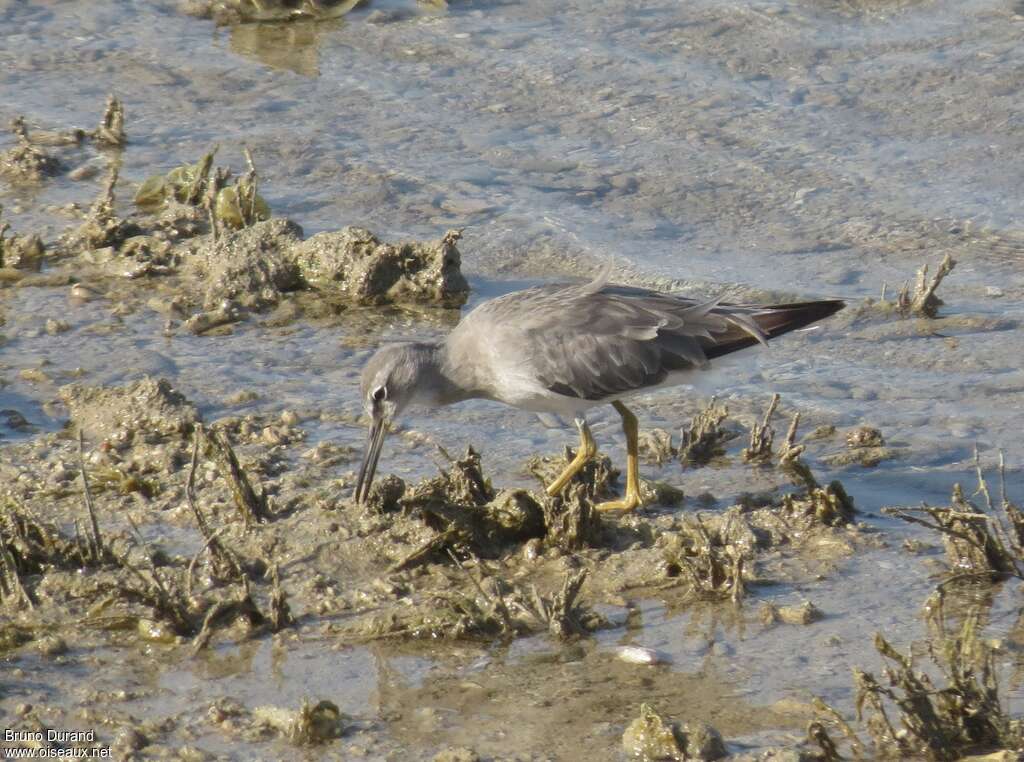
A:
353 342 436 504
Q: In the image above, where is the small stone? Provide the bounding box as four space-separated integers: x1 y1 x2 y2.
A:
681 721 726 760
1 409 32 430
622 704 684 760
113 727 148 751
68 164 100 181
615 645 668 665
366 9 402 23
69 283 100 301
522 537 543 561
228 390 259 405
36 635 68 657
45 318 71 335
432 749 479 762
262 426 286 446
846 427 884 448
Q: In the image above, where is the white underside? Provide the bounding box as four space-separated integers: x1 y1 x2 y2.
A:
499 366 705 419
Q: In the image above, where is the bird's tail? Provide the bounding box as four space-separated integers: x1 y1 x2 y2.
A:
704 299 845 360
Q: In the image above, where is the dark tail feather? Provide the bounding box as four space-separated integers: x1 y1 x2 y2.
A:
704 299 845 360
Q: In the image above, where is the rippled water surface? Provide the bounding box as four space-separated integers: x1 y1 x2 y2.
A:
2 0 1024 759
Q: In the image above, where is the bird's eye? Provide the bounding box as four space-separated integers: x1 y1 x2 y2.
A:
372 386 387 402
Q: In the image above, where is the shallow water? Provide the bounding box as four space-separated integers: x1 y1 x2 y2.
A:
3 0 1024 759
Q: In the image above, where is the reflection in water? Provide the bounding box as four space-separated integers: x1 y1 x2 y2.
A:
228 18 344 76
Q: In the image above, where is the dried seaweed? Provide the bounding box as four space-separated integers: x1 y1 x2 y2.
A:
0 205 45 270
207 426 272 526
541 485 603 551
780 480 855 528
214 147 270 229
0 498 89 577
778 411 819 490
742 393 780 464
516 569 599 639
679 397 736 467
884 454 1023 581
896 254 957 318
135 146 270 231
638 427 676 465
0 530 34 610
662 513 747 603
269 562 294 632
65 163 137 251
185 426 247 581
812 604 1023 760
91 95 126 148
0 117 62 181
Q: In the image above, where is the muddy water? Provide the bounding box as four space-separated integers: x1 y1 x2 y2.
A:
3 0 1024 759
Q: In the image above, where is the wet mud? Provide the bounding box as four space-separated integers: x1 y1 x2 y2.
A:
3 0 1024 759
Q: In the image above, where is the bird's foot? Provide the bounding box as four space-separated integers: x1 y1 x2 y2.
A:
594 490 644 513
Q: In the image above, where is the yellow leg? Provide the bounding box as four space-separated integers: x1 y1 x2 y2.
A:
596 401 644 512
545 418 597 496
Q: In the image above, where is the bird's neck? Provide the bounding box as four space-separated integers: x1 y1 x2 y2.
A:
413 342 477 408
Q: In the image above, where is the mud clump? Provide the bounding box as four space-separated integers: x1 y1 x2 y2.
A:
186 218 303 310
363 473 407 514
181 0 364 24
401 448 545 559
760 600 823 626
1 98 126 184
0 117 63 182
846 426 883 448
59 377 199 445
292 227 470 307
252 699 346 746
622 704 726 761
0 205 45 271
822 425 899 468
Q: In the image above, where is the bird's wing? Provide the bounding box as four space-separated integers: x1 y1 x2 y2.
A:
479 278 842 402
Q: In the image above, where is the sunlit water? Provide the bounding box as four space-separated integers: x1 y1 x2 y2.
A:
2 0 1024 757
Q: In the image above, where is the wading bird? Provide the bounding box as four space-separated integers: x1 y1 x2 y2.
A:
354 268 843 511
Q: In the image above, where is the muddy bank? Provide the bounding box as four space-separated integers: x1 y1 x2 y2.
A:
2 108 470 338
1 371 882 758
3 0 1024 757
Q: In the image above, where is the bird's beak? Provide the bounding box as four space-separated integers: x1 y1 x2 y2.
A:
354 412 387 505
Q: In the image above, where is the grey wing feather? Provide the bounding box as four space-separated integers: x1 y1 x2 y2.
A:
462 270 841 403
506 278 768 401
